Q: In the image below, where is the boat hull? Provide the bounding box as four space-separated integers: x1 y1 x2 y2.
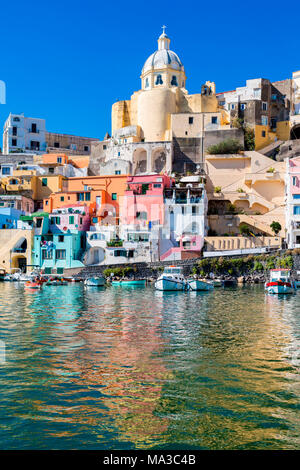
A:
188 279 214 291
84 278 105 287
111 279 146 286
265 282 296 294
155 278 186 291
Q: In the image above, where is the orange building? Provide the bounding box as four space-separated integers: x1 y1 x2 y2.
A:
43 175 128 225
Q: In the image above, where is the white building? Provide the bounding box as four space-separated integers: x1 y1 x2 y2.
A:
160 176 207 261
3 113 47 154
285 157 300 248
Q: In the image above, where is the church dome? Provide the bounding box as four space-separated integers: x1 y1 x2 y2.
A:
142 28 184 74
142 49 183 74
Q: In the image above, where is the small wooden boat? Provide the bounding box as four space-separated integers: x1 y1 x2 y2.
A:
111 279 146 286
188 279 214 291
155 266 187 291
24 281 43 289
213 279 223 287
45 279 68 286
84 276 105 287
222 279 237 287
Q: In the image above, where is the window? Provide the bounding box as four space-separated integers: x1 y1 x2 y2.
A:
293 194 300 199
240 104 246 110
114 249 127 257
30 141 40 150
192 221 197 232
153 183 161 188
189 117 193 124
60 196 64 202
270 118 277 129
42 178 47 186
58 235 64 242
45 200 49 205
231 104 235 110
155 74 163 85
12 126 17 136
13 117 20 122
181 206 185 215
112 193 117 201
77 193 84 201
219 100 225 106
171 75 178 86
103 145 107 150
145 77 149 88
293 177 298 186
69 216 74 224
115 170 121 175
136 211 147 220
84 146 89 152
56 249 66 260
57 157 62 163
192 206 197 215
54 142 60 148
80 217 83 224
261 116 268 126
293 206 300 215
12 138 17 146
2 167 11 175
85 192 91 201
262 102 268 111
271 94 277 101
51 216 60 225
118 152 120 156
262 131 266 137
211 116 218 124
42 249 53 259
49 168 54 174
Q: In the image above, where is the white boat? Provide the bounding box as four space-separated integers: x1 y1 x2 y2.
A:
213 279 223 287
84 276 105 287
265 269 297 294
155 266 187 291
188 279 214 291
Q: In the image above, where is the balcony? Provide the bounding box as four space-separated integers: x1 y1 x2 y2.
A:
107 239 123 247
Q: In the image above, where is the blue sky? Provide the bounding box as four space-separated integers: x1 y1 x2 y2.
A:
1 0 300 143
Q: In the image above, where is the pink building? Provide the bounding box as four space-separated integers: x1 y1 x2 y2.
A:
49 204 91 233
286 157 300 247
121 174 174 227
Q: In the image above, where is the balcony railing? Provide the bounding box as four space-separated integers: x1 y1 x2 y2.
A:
107 240 123 247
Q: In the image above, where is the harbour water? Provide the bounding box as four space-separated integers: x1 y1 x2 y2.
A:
0 282 300 450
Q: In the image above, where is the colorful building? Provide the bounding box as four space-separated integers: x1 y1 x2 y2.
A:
286 157 300 248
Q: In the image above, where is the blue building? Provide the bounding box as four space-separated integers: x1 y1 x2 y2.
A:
31 212 86 272
0 207 24 229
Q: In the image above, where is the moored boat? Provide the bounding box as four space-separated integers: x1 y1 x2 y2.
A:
188 278 214 291
111 279 146 286
84 276 105 287
265 269 297 294
24 280 43 289
155 266 187 291
213 279 222 287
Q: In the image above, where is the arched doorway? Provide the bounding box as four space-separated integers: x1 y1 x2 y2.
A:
11 255 27 273
290 125 300 140
133 148 147 174
151 148 166 173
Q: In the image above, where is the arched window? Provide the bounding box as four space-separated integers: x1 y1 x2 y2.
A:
171 75 178 86
145 77 149 88
155 74 163 85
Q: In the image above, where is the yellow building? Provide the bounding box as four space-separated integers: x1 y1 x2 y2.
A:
205 150 286 237
111 28 218 143
0 229 33 273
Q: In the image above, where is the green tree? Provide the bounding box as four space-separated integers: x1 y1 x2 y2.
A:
270 221 281 235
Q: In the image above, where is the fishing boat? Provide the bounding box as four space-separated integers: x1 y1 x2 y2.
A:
265 269 297 294
155 266 187 291
84 276 105 287
111 279 146 286
188 278 214 291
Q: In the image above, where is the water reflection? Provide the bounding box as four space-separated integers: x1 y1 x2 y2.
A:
0 284 299 449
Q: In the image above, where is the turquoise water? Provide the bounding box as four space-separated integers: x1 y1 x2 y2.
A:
0 282 300 449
